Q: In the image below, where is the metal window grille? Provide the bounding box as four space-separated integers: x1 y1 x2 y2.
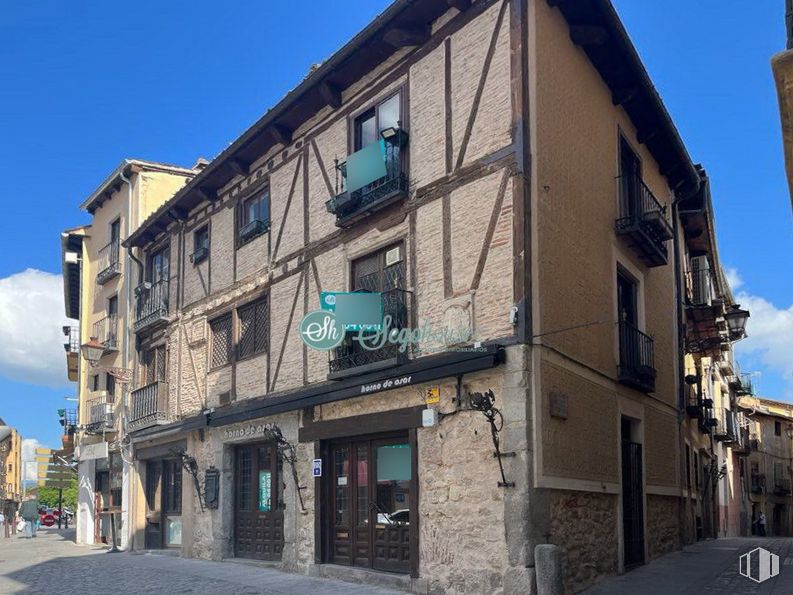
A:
238 298 269 359
210 314 233 368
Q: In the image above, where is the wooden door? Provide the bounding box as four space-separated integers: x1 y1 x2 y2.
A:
329 435 412 574
144 461 163 549
234 443 284 560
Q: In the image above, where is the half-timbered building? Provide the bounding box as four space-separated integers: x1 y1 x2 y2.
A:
121 1 719 591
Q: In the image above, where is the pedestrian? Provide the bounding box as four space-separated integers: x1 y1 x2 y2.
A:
759 511 767 536
18 495 39 539
0 510 5 537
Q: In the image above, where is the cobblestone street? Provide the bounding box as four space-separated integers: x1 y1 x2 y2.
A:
585 537 793 594
0 529 402 595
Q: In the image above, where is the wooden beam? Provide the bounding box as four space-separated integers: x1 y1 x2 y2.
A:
382 25 431 48
659 161 681 178
637 127 659 144
271 124 293 146
611 86 639 106
195 186 217 202
569 25 608 46
318 81 342 109
447 0 471 11
167 206 188 220
228 157 249 177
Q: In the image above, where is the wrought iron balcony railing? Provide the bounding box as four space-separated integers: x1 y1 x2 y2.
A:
92 315 118 351
735 372 754 396
775 477 792 495
96 240 121 285
618 321 656 393
84 394 114 433
328 288 412 378
134 280 169 332
615 175 672 267
714 408 737 443
128 380 169 431
63 325 80 382
326 137 408 227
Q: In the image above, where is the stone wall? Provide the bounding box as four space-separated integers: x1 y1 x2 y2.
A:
548 490 618 594
646 494 680 559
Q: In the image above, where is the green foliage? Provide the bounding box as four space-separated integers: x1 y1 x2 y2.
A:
35 477 77 510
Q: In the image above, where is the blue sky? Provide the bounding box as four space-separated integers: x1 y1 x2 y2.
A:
0 0 789 451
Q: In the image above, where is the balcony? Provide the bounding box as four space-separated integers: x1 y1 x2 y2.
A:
59 408 77 450
134 280 169 333
326 135 408 228
617 321 656 393
775 477 792 495
732 426 751 456
685 267 726 356
92 315 118 353
62 325 80 382
84 394 114 434
614 175 673 267
128 381 169 431
96 240 121 285
328 289 412 379
751 473 766 494
734 373 754 396
714 409 737 443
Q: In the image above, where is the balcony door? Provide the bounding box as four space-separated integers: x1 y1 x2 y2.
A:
619 137 641 219
141 346 166 387
234 443 284 561
329 434 413 574
621 417 645 569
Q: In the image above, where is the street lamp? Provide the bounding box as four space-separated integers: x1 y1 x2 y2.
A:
80 337 105 367
724 304 750 341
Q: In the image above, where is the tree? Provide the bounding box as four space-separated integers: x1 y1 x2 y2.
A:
36 477 77 510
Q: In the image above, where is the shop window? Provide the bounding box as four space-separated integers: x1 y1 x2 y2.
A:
238 298 269 359
210 314 233 369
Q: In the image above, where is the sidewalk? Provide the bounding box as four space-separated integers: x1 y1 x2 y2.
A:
0 528 403 594
584 537 793 594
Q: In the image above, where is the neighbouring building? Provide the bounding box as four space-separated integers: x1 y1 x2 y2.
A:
773 0 793 210
737 396 793 537
97 0 733 592
60 160 196 547
0 420 23 531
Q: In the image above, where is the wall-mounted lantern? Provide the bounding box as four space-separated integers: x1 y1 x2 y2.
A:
80 337 105 367
724 304 750 341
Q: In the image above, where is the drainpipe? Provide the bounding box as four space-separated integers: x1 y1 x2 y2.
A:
118 167 133 552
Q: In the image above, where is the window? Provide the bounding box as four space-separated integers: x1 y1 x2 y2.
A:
106 373 116 400
618 136 642 218
617 269 638 326
354 93 401 151
192 226 209 264
140 346 166 386
108 295 118 317
239 191 270 244
694 453 700 489
685 444 691 491
90 374 99 392
775 421 782 436
238 298 269 360
210 314 233 368
147 246 170 283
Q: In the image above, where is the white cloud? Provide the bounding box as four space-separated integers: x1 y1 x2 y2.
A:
732 282 793 399
724 267 743 292
0 269 73 388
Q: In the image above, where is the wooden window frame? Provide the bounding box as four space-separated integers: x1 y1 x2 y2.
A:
209 313 234 370
192 225 210 265
237 188 271 247
237 297 269 362
350 89 405 153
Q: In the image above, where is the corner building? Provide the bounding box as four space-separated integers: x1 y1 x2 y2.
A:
122 1 716 592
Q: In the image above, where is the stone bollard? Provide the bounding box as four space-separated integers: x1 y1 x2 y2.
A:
534 544 564 595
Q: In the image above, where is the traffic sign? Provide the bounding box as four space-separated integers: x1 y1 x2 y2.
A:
41 515 55 527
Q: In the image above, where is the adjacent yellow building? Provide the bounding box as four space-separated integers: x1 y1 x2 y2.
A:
0 420 23 524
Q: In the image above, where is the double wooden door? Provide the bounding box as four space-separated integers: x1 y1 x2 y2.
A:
329 435 413 574
234 443 285 560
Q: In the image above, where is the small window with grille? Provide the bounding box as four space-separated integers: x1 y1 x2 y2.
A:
210 314 233 369
238 297 269 360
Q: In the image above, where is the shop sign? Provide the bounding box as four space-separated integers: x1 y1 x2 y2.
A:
312 459 322 478
258 470 271 512
360 374 413 395
223 423 278 442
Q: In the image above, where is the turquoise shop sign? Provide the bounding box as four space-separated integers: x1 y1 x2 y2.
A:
258 470 271 512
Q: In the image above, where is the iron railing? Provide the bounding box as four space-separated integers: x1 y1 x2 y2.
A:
327 138 408 225
128 380 169 431
92 315 118 350
134 280 169 332
618 321 656 392
84 394 114 432
615 175 672 266
775 477 792 495
96 240 121 285
328 288 412 376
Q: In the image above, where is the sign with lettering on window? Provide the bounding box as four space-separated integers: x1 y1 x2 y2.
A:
258 470 271 512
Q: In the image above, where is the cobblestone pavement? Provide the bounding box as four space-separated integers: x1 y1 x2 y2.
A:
585 537 793 594
0 528 403 595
